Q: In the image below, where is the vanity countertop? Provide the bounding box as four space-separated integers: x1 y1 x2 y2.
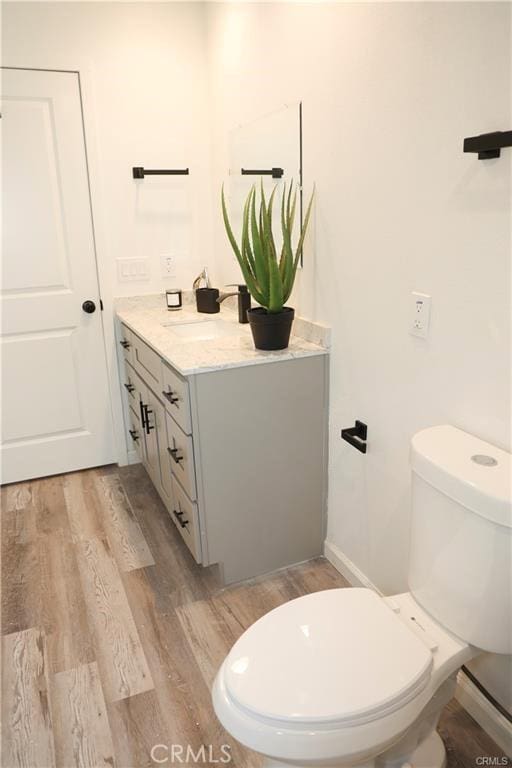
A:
115 294 330 376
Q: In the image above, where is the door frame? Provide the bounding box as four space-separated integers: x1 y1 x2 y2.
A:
2 60 128 467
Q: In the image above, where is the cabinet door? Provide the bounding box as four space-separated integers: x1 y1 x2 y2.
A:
129 368 148 462
119 323 133 366
170 475 202 563
132 333 163 393
140 383 159 485
151 394 174 512
127 405 144 461
165 411 197 501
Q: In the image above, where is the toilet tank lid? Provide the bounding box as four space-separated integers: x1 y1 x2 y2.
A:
411 426 511 529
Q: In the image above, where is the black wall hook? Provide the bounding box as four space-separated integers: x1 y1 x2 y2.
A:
241 167 284 179
341 421 368 454
132 167 189 179
463 130 512 160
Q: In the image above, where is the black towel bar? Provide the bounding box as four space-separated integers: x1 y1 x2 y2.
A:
241 167 284 179
132 167 189 179
463 130 512 160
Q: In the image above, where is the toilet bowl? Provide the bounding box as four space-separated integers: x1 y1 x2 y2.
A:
213 589 475 767
212 426 511 767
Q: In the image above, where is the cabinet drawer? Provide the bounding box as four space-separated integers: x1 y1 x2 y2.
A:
152 394 174 509
122 364 138 408
132 333 163 393
161 363 191 434
127 405 144 461
119 323 133 365
170 475 201 563
165 411 196 501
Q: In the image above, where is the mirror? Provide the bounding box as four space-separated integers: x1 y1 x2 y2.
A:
227 102 303 268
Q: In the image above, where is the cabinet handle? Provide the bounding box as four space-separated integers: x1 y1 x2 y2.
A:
129 429 139 442
162 389 179 405
172 507 189 528
141 404 154 435
124 383 135 393
167 446 184 464
120 340 131 349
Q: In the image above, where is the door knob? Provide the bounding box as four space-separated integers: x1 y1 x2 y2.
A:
82 300 96 314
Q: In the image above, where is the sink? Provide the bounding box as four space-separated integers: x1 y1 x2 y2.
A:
162 318 241 342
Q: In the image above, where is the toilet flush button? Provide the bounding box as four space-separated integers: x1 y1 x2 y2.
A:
471 454 498 467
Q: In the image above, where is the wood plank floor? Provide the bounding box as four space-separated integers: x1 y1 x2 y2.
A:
1 464 508 768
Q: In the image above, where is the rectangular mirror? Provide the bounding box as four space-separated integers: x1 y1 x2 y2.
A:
227 102 303 267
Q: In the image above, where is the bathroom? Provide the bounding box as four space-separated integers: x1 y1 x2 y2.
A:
1 1 511 766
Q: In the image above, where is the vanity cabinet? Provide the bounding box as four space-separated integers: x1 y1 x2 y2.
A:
117 319 328 584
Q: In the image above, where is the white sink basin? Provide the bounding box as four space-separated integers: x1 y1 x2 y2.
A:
163 318 241 342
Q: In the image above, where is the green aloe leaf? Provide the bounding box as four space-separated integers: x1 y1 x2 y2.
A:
221 180 314 313
242 188 256 278
280 183 294 291
221 186 266 305
283 186 315 302
221 185 243 263
293 185 315 266
250 187 268 289
268 250 284 312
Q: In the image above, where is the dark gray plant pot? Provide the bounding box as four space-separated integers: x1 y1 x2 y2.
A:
247 307 295 350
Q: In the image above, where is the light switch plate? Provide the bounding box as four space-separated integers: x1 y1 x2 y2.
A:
410 292 431 338
117 258 149 282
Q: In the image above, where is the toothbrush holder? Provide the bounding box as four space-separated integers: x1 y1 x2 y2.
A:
196 287 220 314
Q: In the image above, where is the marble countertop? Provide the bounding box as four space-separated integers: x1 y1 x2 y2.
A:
115 294 330 376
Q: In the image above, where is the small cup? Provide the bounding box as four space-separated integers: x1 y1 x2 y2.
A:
166 289 182 311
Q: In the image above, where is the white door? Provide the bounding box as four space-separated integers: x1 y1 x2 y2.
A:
1 68 115 483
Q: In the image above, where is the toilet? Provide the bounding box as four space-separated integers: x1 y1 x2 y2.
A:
212 425 511 768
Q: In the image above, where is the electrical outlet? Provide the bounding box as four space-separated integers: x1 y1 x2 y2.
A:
410 292 431 338
160 254 177 279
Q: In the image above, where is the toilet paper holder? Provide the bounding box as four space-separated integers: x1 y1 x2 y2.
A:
341 421 368 454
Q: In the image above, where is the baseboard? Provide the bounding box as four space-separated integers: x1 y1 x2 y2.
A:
324 539 383 594
324 539 511 756
120 449 141 467
456 671 512 757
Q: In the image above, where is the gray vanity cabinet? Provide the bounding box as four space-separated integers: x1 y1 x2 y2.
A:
117 320 328 584
140 383 160 488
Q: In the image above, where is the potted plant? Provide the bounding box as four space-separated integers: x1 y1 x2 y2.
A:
221 181 314 350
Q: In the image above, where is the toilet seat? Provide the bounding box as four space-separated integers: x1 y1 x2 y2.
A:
213 588 474 765
222 588 433 729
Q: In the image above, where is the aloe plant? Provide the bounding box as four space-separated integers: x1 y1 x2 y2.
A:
221 181 314 313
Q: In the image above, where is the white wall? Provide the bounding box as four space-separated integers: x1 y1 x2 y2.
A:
2 1 213 296
2 1 214 463
205 2 511 710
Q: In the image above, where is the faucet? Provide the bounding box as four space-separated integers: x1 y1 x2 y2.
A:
192 266 211 291
217 285 251 324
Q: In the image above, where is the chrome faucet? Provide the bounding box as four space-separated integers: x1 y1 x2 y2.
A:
217 290 239 304
192 266 211 291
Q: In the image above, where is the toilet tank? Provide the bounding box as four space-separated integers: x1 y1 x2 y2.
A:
408 425 511 654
